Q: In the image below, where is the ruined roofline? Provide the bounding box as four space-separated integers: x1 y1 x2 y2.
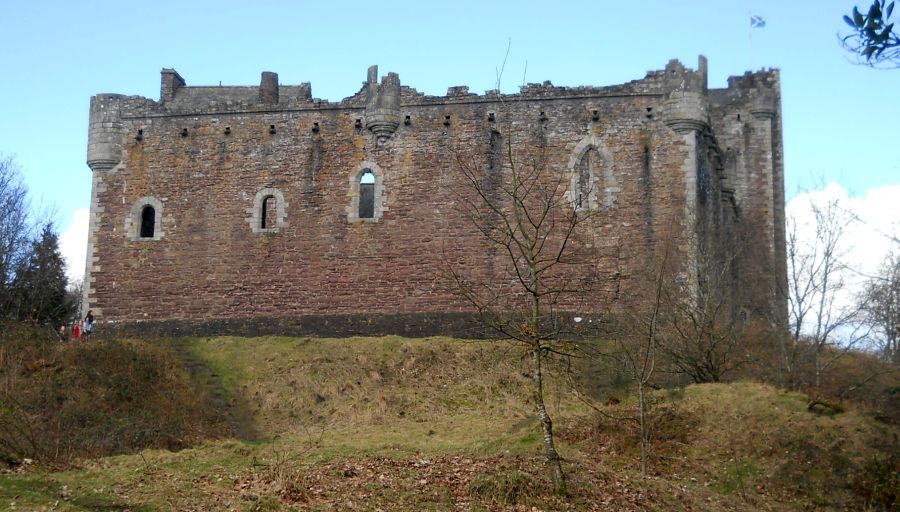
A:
143 57 777 108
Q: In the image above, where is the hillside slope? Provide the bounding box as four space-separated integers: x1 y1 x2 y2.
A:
0 335 896 511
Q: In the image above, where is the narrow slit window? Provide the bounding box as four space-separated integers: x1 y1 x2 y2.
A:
261 195 276 229
140 205 155 238
359 170 375 219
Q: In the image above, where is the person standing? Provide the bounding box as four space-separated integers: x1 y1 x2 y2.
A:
83 310 95 339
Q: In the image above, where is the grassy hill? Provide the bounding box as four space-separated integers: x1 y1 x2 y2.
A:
0 335 896 511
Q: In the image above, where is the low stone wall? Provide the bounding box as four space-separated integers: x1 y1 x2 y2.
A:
95 312 613 340
96 312 494 339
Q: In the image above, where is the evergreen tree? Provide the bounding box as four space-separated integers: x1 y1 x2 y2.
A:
10 223 72 325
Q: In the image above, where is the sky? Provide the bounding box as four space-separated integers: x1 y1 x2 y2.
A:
1 0 898 286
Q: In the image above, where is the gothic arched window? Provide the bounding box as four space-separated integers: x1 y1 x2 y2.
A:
567 136 619 210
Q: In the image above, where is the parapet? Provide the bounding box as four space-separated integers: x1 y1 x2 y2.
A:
726 68 780 91
85 56 736 171
137 56 724 116
87 57 777 170
706 67 781 118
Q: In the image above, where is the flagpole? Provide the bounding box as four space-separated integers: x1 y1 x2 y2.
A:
748 11 754 69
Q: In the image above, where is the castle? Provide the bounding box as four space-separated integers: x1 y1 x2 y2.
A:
84 56 786 337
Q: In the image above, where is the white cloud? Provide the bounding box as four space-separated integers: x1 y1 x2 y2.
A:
786 182 900 331
59 208 89 285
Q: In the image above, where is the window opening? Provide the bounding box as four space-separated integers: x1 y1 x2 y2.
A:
359 170 375 219
261 195 276 229
140 205 156 238
576 147 598 209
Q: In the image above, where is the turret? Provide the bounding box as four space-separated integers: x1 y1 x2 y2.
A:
364 65 401 145
659 57 712 300
661 91 709 134
86 94 125 172
660 56 710 134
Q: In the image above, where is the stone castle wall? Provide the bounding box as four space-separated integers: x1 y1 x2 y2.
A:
84 57 785 337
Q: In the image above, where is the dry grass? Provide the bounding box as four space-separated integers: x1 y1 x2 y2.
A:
0 335 896 511
584 381 899 509
0 328 229 466
180 336 564 448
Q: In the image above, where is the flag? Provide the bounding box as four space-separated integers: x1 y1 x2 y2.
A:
750 14 766 29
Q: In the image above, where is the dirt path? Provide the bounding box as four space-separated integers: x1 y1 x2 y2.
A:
169 340 259 441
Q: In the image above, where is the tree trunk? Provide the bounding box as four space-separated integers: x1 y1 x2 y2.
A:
638 378 647 476
531 345 566 494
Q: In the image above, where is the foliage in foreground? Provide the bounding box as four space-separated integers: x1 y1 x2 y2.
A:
842 0 900 67
0 325 228 465
0 155 76 327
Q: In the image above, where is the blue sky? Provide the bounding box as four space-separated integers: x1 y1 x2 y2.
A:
1 0 898 280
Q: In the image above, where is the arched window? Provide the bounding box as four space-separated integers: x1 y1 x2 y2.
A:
347 161 386 223
567 136 618 210
358 170 375 219
249 188 287 233
127 196 163 241
140 205 156 238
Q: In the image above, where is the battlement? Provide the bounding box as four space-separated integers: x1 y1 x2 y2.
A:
88 57 782 125
726 68 780 91
128 56 728 115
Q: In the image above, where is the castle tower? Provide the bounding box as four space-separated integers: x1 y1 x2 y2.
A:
660 57 711 297
82 94 127 316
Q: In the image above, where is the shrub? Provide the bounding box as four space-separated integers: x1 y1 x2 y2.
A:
0 324 228 465
468 469 539 504
852 451 900 509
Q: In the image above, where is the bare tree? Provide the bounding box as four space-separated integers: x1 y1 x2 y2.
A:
447 122 602 495
616 238 674 475
655 238 748 384
0 155 31 318
860 250 900 362
786 199 869 388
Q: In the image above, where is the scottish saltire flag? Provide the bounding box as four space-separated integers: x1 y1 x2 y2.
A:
750 14 766 29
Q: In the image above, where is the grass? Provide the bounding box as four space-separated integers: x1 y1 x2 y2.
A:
0 336 896 511
178 336 545 444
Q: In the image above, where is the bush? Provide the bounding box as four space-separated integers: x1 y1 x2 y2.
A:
0 323 228 465
852 451 900 509
468 469 539 505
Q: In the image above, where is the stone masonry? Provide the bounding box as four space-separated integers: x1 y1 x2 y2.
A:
84 56 786 337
